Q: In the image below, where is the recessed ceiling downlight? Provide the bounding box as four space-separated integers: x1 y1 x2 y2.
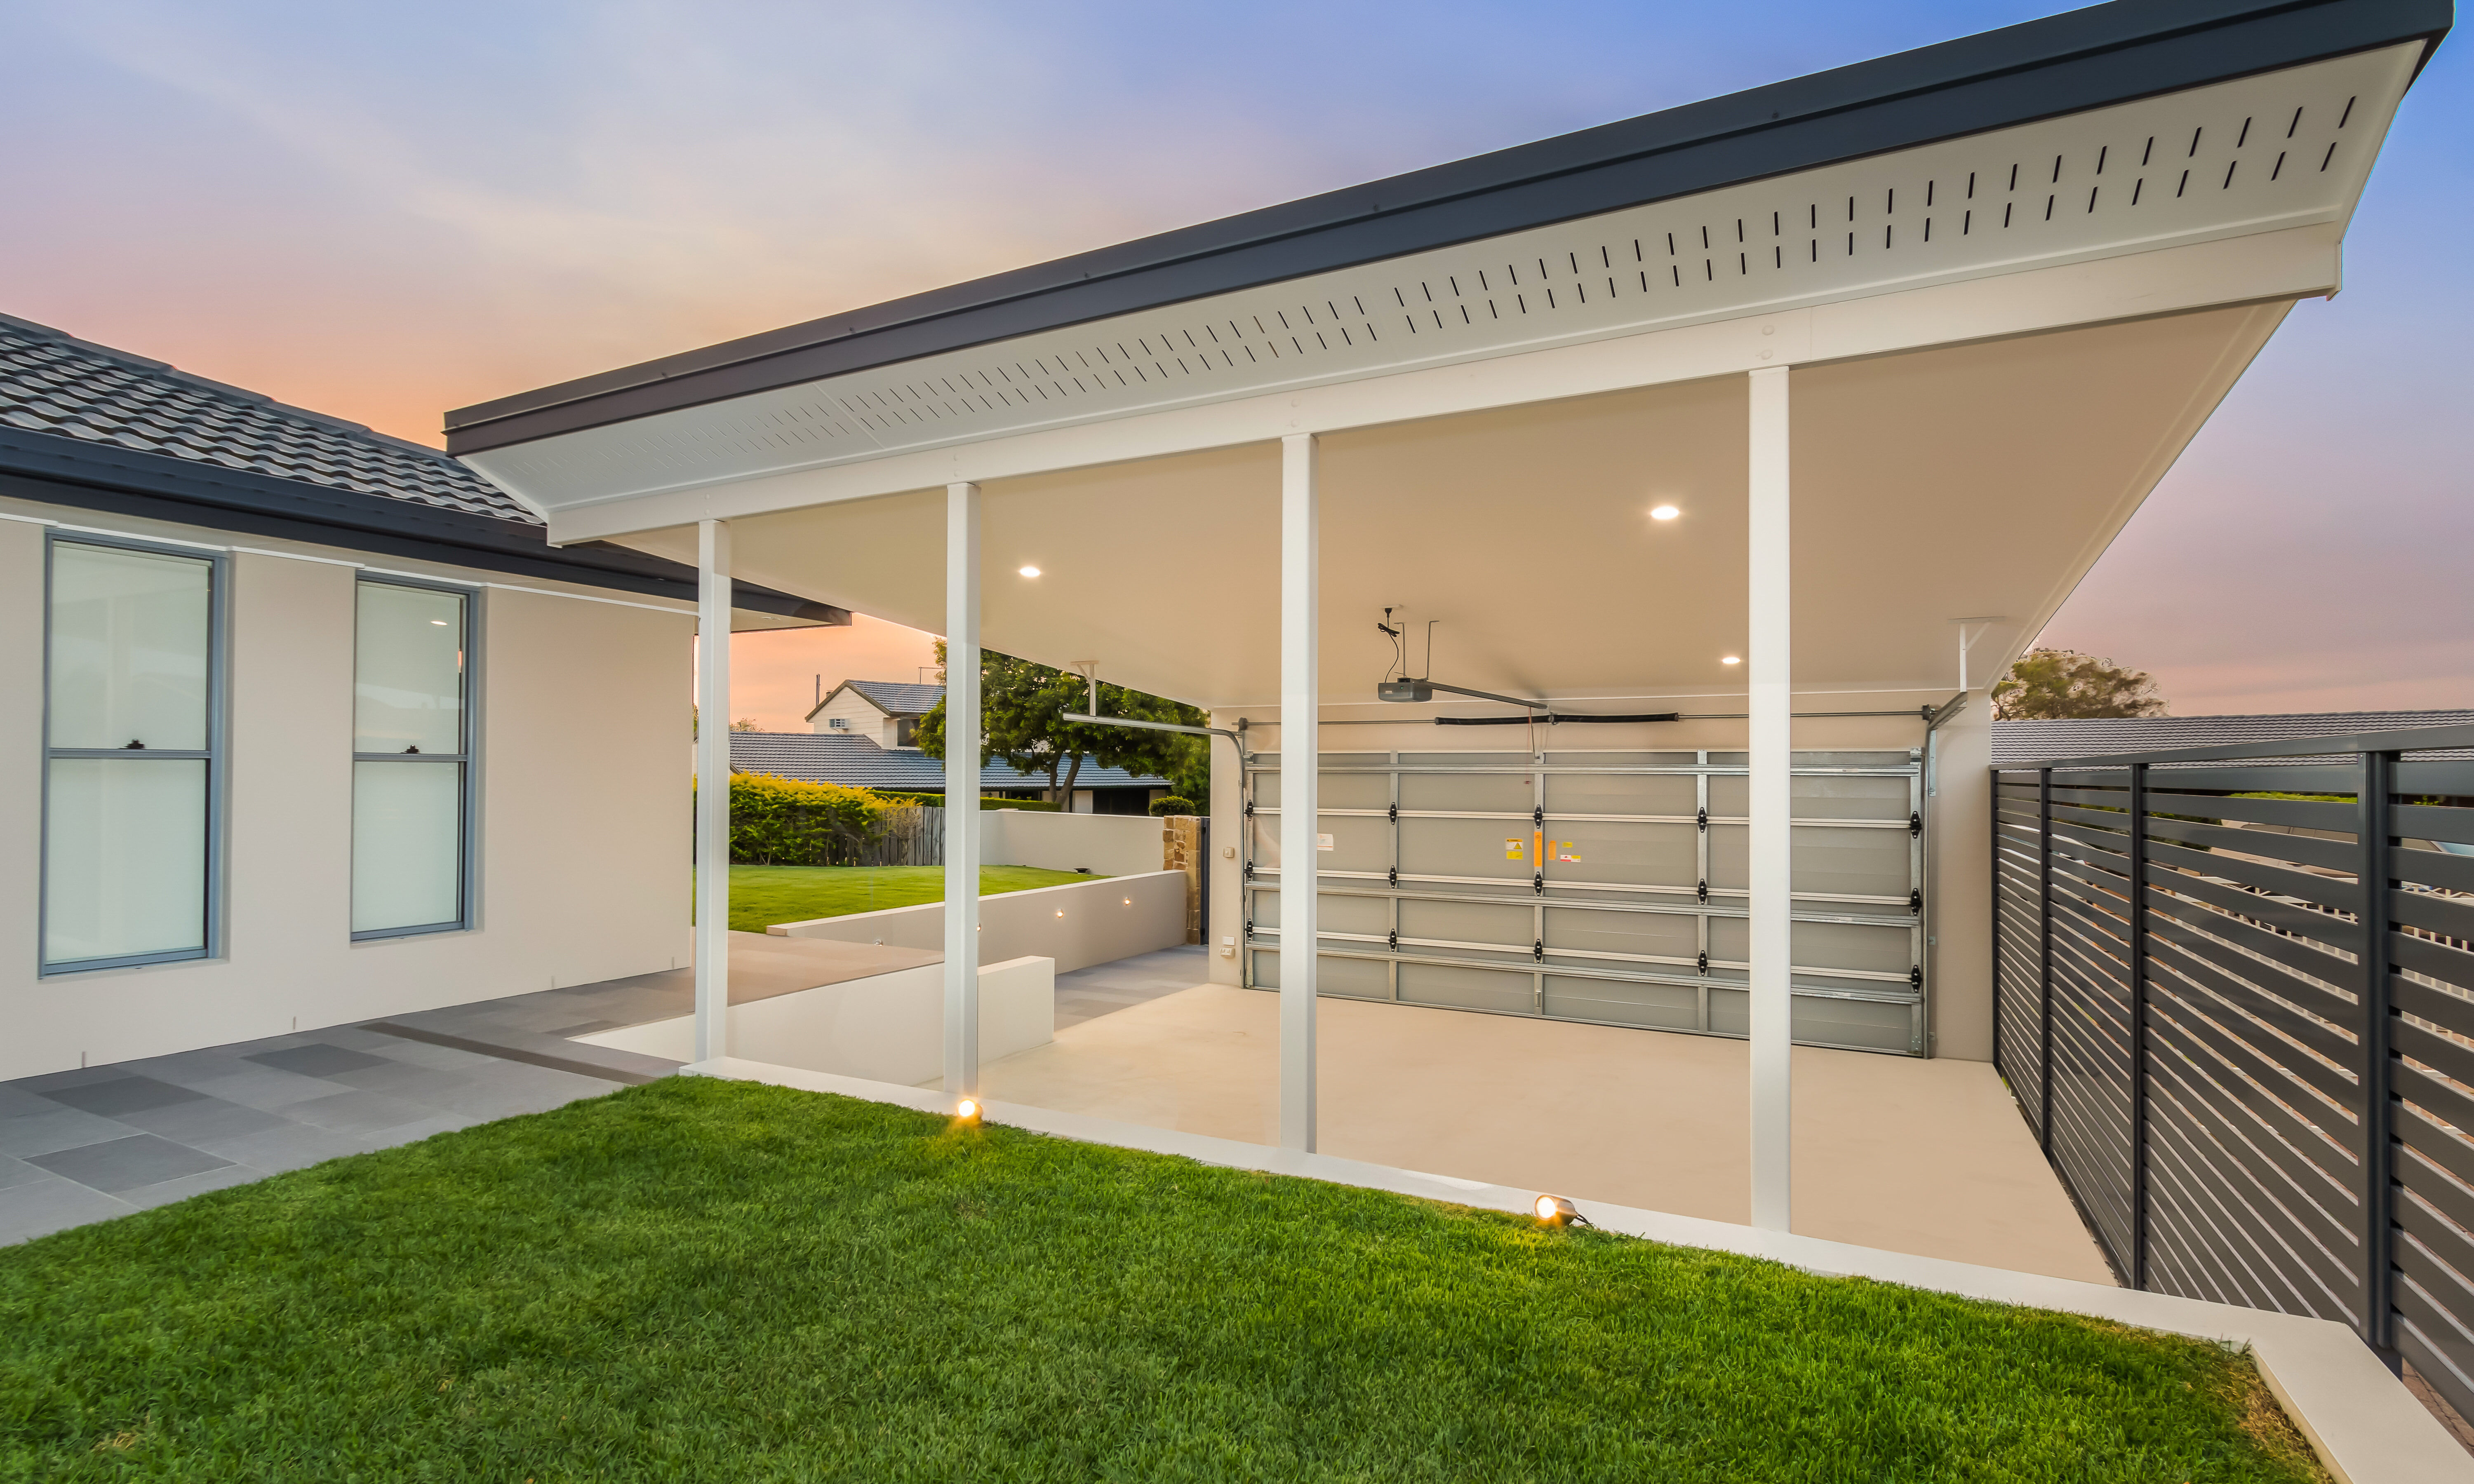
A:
1649 505 1680 521
1018 566 1042 577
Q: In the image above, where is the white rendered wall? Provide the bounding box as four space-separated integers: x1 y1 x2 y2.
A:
771 870 1187 973
980 809 1167 878
0 506 694 1081
575 954 1054 1086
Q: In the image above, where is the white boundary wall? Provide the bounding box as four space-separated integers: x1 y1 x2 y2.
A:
981 810 1167 878
770 870 1187 974
577 956 1052 1086
686 1053 2474 1484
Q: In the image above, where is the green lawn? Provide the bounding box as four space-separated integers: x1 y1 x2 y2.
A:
0 1078 2323 1482
722 864 1096 934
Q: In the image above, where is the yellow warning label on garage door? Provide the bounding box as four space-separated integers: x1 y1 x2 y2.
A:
1504 838 1526 862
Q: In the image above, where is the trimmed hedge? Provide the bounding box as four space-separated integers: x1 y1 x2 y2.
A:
1149 796 1199 816
872 791 1063 812
726 772 900 866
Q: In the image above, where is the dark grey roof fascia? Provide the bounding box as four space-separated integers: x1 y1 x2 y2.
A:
0 427 848 622
444 0 2453 455
1998 721 2474 771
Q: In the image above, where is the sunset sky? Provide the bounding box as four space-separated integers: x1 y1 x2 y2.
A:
5 1 2465 726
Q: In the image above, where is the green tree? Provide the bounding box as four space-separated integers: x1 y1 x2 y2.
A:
1991 648 2168 720
916 643 1206 803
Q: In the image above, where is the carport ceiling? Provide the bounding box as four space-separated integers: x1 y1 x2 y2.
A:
608 301 2282 708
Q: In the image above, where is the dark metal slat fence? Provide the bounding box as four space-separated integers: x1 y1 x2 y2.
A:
1991 723 2474 1418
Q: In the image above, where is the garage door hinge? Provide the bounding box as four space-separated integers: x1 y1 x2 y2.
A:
1533 871 1545 896
1388 930 1399 950
1533 939 1545 963
1696 879 1709 904
1243 862 1254 880
1388 802 1398 822
1910 964 1924 990
1244 801 1255 818
1909 811 1922 837
1697 950 1709 976
1532 805 1544 828
1909 888 1922 915
1386 866 1398 887
1697 806 1708 831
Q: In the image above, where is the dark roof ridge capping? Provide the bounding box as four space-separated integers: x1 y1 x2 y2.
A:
445 0 2453 456
0 314 847 622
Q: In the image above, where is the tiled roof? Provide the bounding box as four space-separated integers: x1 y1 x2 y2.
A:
842 679 945 716
731 732 1171 792
1992 711 2474 766
0 312 532 523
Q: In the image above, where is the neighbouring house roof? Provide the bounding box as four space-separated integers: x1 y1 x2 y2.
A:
444 0 2452 455
804 678 946 722
0 312 846 622
731 732 1171 792
1992 710 2474 766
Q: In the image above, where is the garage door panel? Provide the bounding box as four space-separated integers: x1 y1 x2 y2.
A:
1311 954 1390 998
1539 821 1696 887
1401 816 1533 881
1399 962 1532 1014
1316 773 1392 810
1401 772 1531 813
1544 773 1697 817
1794 825 1910 899
1794 920 1913 975
1250 890 1388 936
1400 897 1530 949
1543 907 1696 961
1793 996 1916 1052
1543 975 1698 1029
1255 771 1281 809
1314 815 1389 873
1796 774 1911 822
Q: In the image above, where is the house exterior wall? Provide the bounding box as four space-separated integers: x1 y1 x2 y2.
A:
1201 699 1993 1061
809 688 898 744
0 504 694 1081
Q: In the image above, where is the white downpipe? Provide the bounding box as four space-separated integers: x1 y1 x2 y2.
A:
694 519 732 1063
1747 367 1792 1233
1279 433 1319 1153
943 482 983 1098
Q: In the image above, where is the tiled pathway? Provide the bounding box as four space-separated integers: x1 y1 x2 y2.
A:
0 941 1212 1247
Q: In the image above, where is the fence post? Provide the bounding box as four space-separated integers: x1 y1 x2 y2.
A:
2358 750 2398 1359
2127 763 2151 1290
2039 768 2055 1155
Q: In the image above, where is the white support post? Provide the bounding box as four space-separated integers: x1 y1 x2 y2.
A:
1279 433 1319 1153
693 519 732 1064
1747 366 1792 1233
943 481 983 1099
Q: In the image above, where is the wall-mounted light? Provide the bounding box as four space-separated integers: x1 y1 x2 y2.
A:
1018 566 1042 577
1649 505 1680 521
1055 909 1065 918
1721 655 1741 666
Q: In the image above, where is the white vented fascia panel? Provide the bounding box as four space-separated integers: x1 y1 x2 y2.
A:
472 43 2414 516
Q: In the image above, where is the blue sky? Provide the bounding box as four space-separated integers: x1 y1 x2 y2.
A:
2 1 2465 715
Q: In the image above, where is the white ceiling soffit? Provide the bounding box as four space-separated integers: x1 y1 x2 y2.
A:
470 43 2413 518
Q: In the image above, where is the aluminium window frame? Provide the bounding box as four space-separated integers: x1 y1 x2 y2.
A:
348 572 484 942
38 529 230 976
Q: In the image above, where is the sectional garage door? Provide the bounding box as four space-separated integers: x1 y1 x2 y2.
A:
1242 749 1927 1054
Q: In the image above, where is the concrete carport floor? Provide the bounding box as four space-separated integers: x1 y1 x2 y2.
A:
975 981 2113 1284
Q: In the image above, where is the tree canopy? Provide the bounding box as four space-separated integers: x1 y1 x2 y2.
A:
1991 648 2168 720
916 643 1208 801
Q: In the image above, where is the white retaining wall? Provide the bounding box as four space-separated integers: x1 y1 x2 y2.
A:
770 870 1187 974
982 810 1169 878
575 955 1054 1085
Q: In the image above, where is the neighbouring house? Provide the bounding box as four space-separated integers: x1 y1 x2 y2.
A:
805 678 942 749
0 312 847 1082
732 729 1173 814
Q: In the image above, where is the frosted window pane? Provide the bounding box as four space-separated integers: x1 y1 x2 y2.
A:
353 761 463 932
356 584 465 755
44 758 208 964
49 543 211 751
